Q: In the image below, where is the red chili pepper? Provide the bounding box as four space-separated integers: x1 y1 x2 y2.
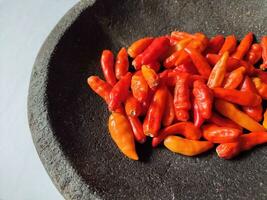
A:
223 66 246 89
140 89 154 116
115 47 129 80
145 62 161 72
263 110 267 129
208 113 242 130
192 95 205 127
206 53 241 72
173 73 191 121
216 131 267 159
127 115 146 144
193 80 213 119
132 36 170 69
232 32 253 60
141 65 160 89
143 84 168 137
202 124 242 143
245 43 262 65
204 35 225 54
252 69 267 83
162 89 175 127
131 71 149 102
207 51 229 88
240 76 263 122
213 88 262 106
101 50 117 86
184 47 211 78
87 76 112 103
252 77 267 100
219 35 237 55
127 37 154 58
125 94 142 117
260 36 267 69
173 60 198 74
152 122 202 147
109 72 132 111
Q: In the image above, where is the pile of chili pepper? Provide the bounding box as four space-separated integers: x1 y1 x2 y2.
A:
88 31 267 160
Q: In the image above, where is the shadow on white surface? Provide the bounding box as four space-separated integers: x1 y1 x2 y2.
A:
0 1 79 200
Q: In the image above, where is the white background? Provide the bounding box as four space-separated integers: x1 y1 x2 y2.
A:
0 1 78 199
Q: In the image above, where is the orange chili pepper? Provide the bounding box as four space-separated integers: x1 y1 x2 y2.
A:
127 115 146 144
173 73 191 121
192 95 205 128
216 131 267 159
202 124 242 143
215 99 266 132
223 66 246 89
152 122 202 147
184 47 211 79
207 51 229 88
162 89 175 127
245 43 262 65
109 72 132 111
164 136 214 156
125 94 142 117
143 84 168 137
108 112 138 160
240 76 263 122
171 31 194 40
193 80 213 119
193 32 209 51
260 36 267 69
232 32 253 60
115 47 129 80
131 71 149 102
206 53 241 72
163 38 192 68
133 36 170 69
208 113 242 130
101 50 117 86
141 65 159 89
127 37 154 58
213 88 261 106
263 110 267 129
87 76 112 103
218 35 237 55
173 60 198 74
204 35 225 54
252 77 267 100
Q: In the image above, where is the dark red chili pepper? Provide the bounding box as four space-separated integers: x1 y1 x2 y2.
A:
245 43 262 65
143 84 168 137
252 69 267 83
127 115 146 144
184 47 211 79
232 32 253 60
162 89 175 127
193 80 213 119
115 47 129 80
219 35 237 55
204 35 225 54
260 36 267 69
192 95 205 127
101 50 117 86
132 36 170 69
146 62 161 72
173 60 198 74
240 76 263 122
152 122 202 147
109 72 132 111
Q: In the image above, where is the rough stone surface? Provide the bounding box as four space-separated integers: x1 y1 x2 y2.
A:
28 0 267 199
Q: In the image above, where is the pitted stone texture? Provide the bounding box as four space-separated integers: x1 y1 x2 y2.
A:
28 0 267 199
